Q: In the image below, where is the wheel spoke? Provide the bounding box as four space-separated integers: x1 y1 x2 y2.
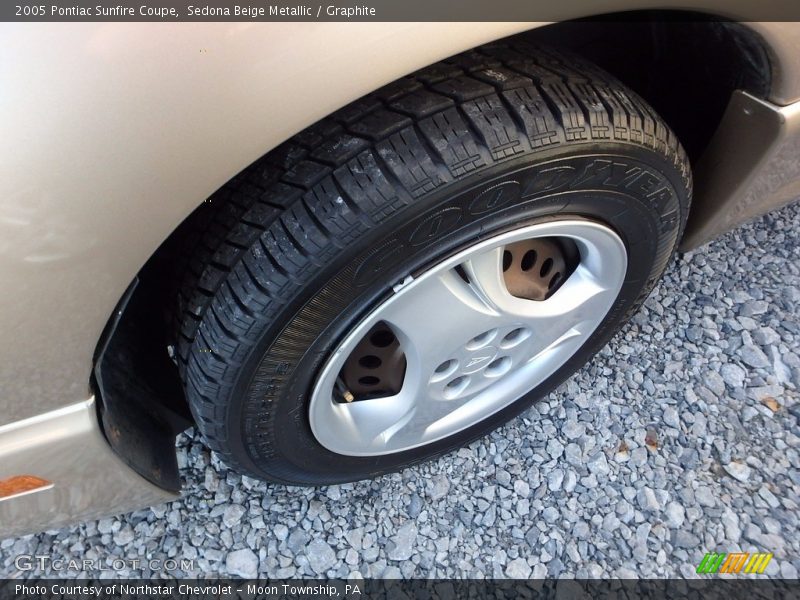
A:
460 246 514 314
513 263 618 358
379 267 501 371
330 389 416 450
460 243 619 359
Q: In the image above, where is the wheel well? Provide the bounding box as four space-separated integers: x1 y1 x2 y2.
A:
524 12 771 163
93 12 772 482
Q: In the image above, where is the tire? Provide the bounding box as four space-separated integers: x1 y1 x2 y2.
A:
173 41 691 484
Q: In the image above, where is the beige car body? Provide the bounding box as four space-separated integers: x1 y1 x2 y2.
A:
1 10 799 537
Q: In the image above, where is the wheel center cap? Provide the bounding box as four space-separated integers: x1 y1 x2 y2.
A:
462 346 498 373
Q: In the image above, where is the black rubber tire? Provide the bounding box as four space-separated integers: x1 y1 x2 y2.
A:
173 41 691 484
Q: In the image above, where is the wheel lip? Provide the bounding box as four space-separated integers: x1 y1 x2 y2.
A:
308 218 628 457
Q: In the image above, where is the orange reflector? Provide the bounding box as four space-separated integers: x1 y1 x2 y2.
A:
0 475 52 499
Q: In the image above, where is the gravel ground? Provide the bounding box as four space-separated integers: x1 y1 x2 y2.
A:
3 202 800 580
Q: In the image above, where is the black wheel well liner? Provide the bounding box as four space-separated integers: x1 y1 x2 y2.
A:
528 12 771 162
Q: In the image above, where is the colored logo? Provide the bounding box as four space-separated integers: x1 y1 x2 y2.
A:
696 552 773 575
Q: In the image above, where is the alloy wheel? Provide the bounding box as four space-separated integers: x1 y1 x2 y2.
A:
309 219 627 456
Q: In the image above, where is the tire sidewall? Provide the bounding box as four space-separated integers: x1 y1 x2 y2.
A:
226 144 686 483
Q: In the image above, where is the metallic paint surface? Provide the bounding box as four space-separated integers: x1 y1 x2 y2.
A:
0 399 176 538
749 22 800 105
682 92 800 249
